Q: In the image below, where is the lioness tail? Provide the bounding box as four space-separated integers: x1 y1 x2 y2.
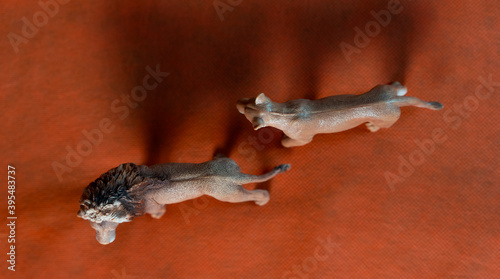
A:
390 96 443 110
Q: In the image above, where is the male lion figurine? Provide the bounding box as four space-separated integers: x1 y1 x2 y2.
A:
237 82 443 147
77 155 290 245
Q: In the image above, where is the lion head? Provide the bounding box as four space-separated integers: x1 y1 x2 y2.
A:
77 163 150 244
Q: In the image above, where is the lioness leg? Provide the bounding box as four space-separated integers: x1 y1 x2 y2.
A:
282 134 313 147
366 108 401 132
365 122 380 132
209 185 270 206
391 81 407 96
366 118 399 132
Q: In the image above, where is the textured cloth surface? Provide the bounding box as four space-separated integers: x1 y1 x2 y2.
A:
1 0 499 278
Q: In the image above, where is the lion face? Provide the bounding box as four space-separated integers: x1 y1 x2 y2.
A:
77 200 133 224
77 163 148 244
89 220 120 245
77 200 133 245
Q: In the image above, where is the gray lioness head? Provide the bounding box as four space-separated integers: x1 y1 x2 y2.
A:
237 93 273 130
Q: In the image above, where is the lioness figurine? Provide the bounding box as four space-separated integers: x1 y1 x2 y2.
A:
237 82 443 147
77 155 290 245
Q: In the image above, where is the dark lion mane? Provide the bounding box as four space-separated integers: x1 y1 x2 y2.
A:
80 163 150 217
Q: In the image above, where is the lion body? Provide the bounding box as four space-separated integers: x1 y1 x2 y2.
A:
78 156 290 244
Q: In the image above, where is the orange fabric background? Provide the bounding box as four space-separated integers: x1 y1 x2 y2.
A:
1 0 499 278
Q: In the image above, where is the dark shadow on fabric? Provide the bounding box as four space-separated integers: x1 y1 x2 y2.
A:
112 2 267 165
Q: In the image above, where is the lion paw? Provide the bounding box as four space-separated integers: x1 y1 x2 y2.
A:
255 191 270 206
149 206 166 219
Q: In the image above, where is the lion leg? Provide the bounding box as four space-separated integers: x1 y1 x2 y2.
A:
144 200 166 219
209 185 270 206
213 153 227 160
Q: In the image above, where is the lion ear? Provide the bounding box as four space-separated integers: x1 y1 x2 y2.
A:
255 93 271 105
77 209 85 218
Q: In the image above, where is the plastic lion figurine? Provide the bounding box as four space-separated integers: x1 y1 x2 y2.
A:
77 155 290 245
237 82 443 147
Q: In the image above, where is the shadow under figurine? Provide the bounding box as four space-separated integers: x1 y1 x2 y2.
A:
77 155 290 245
237 82 443 147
